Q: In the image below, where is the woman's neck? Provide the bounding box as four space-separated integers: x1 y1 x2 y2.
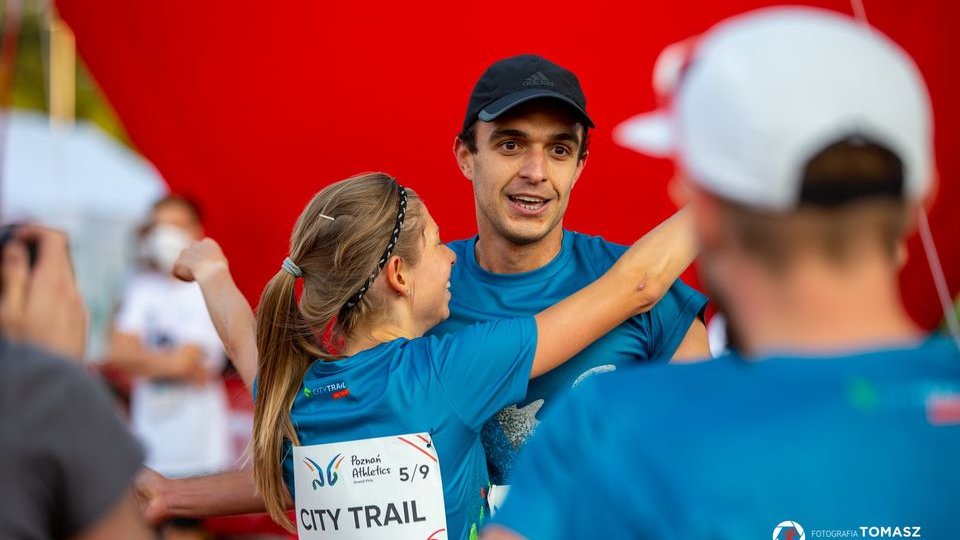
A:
340 323 419 356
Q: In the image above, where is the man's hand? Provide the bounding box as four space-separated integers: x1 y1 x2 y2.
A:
133 467 171 527
133 467 270 521
0 226 87 360
173 238 229 284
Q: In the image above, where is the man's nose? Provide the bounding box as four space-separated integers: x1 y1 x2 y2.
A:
518 147 548 183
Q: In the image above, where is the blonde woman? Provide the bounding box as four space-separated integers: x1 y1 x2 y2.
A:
196 172 695 539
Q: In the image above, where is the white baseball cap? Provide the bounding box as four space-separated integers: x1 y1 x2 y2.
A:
614 7 934 211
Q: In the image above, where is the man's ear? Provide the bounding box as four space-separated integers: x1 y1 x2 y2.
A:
382 256 408 296
668 169 691 207
453 136 475 182
685 179 724 253
571 150 588 190
895 239 908 270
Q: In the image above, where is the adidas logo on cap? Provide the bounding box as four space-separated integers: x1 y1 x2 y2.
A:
522 71 554 87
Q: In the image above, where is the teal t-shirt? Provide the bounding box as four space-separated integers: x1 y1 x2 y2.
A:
282 317 536 540
433 230 708 483
493 337 960 539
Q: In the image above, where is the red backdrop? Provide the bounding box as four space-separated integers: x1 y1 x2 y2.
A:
57 0 958 328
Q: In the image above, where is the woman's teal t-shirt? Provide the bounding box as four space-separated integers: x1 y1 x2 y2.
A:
281 317 537 540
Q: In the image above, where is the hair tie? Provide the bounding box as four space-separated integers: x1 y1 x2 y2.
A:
342 184 407 313
281 256 303 278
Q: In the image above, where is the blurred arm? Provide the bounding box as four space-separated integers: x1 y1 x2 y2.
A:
107 334 207 383
173 238 257 389
135 467 278 524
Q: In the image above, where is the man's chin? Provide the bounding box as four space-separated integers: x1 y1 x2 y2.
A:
496 221 560 247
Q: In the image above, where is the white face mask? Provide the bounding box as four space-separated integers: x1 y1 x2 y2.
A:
142 224 192 275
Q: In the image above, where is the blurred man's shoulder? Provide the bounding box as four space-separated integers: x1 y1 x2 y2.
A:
0 339 93 399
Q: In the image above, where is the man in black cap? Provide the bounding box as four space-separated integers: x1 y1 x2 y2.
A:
444 54 709 489
132 54 710 526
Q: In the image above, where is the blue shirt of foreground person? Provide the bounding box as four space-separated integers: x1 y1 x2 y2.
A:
486 8 960 540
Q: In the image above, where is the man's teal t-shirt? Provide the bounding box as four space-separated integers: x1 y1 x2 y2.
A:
493 337 960 539
282 317 536 540
432 230 708 483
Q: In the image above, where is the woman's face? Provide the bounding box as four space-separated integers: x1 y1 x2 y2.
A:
407 208 457 333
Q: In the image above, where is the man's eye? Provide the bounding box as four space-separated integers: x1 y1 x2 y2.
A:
501 141 519 151
552 145 571 157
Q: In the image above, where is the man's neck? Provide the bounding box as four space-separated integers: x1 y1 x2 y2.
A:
726 256 923 358
474 224 564 274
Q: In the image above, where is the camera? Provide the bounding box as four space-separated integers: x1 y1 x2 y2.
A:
0 224 40 272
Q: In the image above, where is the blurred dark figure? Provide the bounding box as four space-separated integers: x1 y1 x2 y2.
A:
0 225 150 539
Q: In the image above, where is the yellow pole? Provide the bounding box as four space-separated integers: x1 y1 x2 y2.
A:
48 10 75 126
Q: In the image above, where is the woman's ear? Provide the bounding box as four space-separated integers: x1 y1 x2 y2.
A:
383 256 409 296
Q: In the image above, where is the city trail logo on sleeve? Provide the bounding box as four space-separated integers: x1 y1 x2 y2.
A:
294 432 447 539
303 453 344 489
303 380 350 400
773 521 805 540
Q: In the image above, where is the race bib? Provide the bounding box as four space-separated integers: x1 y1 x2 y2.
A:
293 433 447 540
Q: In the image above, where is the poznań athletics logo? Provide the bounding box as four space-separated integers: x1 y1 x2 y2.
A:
773 521 805 540
303 453 344 489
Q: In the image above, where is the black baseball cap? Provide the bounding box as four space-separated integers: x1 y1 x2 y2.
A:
461 54 595 133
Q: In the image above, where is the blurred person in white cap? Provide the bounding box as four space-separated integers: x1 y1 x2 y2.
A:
483 6 959 539
107 195 232 540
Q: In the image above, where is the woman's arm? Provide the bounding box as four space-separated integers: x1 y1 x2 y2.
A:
531 208 697 377
173 238 258 388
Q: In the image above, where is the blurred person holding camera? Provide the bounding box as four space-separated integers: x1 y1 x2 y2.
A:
0 225 151 539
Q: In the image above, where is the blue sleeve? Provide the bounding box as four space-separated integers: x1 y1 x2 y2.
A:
428 317 537 432
643 279 708 360
488 384 588 538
